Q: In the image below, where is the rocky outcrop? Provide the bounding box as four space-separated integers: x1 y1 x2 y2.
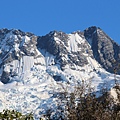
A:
84 26 120 74
0 29 38 83
0 26 120 84
37 31 92 70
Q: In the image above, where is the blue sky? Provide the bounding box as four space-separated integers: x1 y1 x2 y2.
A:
0 0 120 44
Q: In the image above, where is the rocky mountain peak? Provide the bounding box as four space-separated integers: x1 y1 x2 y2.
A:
0 28 10 34
37 29 94 70
0 27 120 118
84 26 120 73
0 26 120 84
0 29 38 83
84 26 98 35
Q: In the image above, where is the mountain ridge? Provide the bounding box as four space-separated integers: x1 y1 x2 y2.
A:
0 26 120 84
0 26 119 119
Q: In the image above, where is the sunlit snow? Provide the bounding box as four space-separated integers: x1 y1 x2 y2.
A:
0 30 119 119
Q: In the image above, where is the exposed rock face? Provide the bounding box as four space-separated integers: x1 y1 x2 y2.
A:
0 29 38 83
1 71 10 84
0 26 120 84
37 30 92 70
84 26 120 73
37 31 68 56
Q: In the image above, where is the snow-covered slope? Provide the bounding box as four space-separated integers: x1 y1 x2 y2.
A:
0 27 120 119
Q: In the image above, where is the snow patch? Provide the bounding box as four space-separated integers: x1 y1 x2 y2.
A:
67 33 85 52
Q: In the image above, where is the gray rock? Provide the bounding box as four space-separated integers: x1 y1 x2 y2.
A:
1 26 120 84
1 71 10 84
84 26 120 74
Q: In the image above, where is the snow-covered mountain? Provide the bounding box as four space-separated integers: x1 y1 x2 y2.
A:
0 26 119 119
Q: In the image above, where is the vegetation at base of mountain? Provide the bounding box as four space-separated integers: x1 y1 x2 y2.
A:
45 80 120 120
65 84 120 120
0 109 34 120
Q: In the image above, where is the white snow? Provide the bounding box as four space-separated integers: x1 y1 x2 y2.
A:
110 88 119 102
0 30 119 119
39 50 55 67
0 56 119 119
87 56 101 69
22 56 34 71
67 33 86 52
14 43 20 51
21 36 30 44
68 33 78 52
0 56 119 120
